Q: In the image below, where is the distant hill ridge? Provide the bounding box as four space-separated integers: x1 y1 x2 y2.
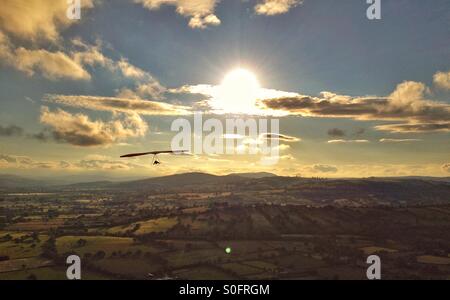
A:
0 174 46 188
116 172 243 189
0 172 274 190
1 172 449 190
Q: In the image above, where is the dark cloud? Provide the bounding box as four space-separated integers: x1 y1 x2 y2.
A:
327 128 346 137
312 164 338 173
50 131 111 147
262 82 450 133
0 125 24 137
260 133 301 142
263 95 383 116
354 128 366 136
28 131 50 142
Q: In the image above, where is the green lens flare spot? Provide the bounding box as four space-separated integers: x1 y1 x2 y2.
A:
225 247 232 254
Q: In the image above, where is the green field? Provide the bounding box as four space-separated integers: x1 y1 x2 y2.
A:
56 236 162 257
0 266 112 280
106 217 178 235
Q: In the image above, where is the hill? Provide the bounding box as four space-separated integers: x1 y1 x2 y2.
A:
0 174 48 189
115 172 243 189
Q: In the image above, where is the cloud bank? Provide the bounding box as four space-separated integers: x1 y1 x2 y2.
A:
44 94 191 116
0 153 145 171
0 125 24 137
0 1 98 80
40 107 149 147
134 0 301 29
262 80 450 133
0 0 94 42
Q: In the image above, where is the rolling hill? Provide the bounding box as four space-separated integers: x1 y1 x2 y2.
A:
0 174 48 189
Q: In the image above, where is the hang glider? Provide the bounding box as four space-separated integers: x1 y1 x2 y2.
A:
120 150 189 165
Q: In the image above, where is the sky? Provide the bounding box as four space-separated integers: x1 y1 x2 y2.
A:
0 0 449 179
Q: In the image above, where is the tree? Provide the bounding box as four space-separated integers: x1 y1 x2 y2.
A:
41 236 57 259
94 250 106 260
75 239 87 248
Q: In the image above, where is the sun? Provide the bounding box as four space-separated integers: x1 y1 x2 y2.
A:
215 68 261 114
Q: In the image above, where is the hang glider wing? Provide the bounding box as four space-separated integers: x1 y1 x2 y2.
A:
120 150 189 158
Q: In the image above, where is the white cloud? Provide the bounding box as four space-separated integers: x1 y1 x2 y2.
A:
433 70 450 90
116 78 166 100
0 32 91 80
260 133 301 142
40 107 149 147
13 47 91 80
117 59 148 79
1 28 165 84
0 0 94 42
188 13 221 29
72 39 112 68
134 0 221 29
327 139 370 144
0 1 97 81
0 153 60 169
74 158 143 171
255 0 302 16
71 39 166 96
135 0 302 28
172 83 298 115
44 94 191 116
388 81 430 108
379 138 422 143
0 153 147 171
